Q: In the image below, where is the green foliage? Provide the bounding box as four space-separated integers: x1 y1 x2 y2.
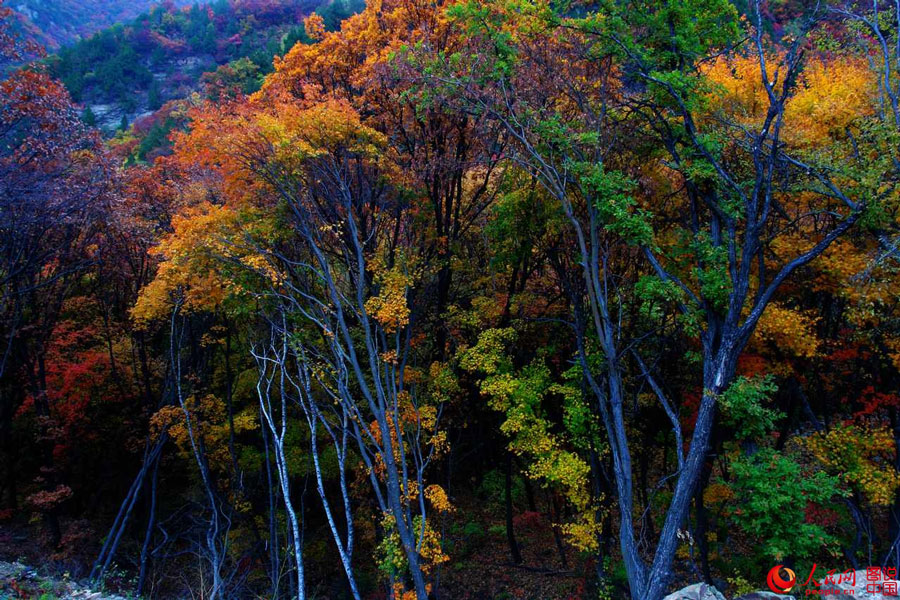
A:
485 170 560 270
577 163 653 246
147 78 162 111
461 329 603 550
445 1 518 79
729 448 843 562
48 0 349 113
690 232 731 313
81 106 96 127
718 376 782 440
315 0 365 31
133 116 177 162
477 469 525 508
576 0 741 71
459 328 517 376
635 275 684 319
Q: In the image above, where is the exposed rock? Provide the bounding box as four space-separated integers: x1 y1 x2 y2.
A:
734 592 795 600
0 561 128 600
663 582 728 600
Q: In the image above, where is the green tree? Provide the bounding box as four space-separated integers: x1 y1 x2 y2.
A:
81 106 96 127
147 79 162 111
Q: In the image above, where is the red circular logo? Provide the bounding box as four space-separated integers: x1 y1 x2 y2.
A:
767 565 797 593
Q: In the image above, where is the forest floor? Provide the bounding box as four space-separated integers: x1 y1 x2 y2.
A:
431 496 591 599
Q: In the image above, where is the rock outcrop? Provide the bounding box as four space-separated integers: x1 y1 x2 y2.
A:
734 592 795 600
663 583 729 600
0 561 128 599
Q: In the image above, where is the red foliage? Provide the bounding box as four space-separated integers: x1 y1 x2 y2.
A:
512 510 545 530
805 502 840 528
855 385 900 416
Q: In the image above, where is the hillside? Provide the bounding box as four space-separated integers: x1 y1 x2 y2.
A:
8 0 192 49
47 0 362 131
7 1 897 599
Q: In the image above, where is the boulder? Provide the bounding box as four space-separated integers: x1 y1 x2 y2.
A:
663 583 728 600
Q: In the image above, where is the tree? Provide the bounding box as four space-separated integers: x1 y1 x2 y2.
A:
82 105 97 126
147 79 162 111
412 0 890 597
0 57 115 545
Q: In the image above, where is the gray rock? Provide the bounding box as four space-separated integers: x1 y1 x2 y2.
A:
663 583 728 600
734 593 796 600
0 561 128 600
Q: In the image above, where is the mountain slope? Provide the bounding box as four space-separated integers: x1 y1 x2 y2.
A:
9 0 192 49
47 0 361 132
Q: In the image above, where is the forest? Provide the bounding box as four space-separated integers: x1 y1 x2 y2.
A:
1 0 900 598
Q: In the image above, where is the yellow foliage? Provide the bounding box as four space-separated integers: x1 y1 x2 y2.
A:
786 57 877 145
811 238 871 295
804 423 900 506
752 303 820 359
132 202 277 324
304 13 325 41
424 484 453 513
150 394 257 472
364 265 411 333
704 55 876 146
559 511 603 554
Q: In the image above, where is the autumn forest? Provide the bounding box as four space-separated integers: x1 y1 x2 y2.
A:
1 0 899 598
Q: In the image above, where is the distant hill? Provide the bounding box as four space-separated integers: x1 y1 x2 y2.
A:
8 0 193 49
46 0 362 132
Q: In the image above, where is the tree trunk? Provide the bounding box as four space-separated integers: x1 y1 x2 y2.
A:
505 452 523 564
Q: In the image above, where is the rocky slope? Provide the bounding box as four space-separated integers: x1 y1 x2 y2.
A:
9 0 192 49
0 561 128 600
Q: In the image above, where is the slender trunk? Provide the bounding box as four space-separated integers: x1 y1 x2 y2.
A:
519 461 538 512
384 455 429 599
171 311 226 600
550 494 568 569
137 456 160 596
308 413 361 599
589 447 608 579
1 389 16 510
256 343 305 600
223 322 239 481
891 406 900 570
92 433 166 582
505 452 522 564
278 451 305 600
261 407 280 597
